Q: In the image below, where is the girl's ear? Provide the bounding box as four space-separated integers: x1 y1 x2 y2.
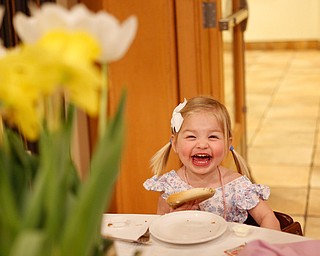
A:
171 134 177 153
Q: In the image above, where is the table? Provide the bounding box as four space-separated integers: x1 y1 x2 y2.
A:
101 213 312 256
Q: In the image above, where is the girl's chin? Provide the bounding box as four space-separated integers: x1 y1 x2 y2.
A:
188 163 221 174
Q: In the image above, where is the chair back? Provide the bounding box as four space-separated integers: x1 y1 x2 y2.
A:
274 211 294 229
282 221 303 236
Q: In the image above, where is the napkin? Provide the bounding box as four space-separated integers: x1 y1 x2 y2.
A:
238 239 320 256
101 214 158 241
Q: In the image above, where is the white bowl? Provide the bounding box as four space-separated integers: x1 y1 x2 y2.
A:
231 225 250 237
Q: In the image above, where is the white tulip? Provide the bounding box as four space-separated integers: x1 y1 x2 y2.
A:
81 12 137 63
13 3 138 63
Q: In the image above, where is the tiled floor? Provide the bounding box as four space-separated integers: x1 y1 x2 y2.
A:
245 49 320 239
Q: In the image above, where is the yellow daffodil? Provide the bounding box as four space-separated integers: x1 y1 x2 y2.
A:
61 63 101 116
2 103 41 141
37 30 102 116
0 31 102 140
37 30 101 64
0 46 55 139
10 3 137 139
13 3 138 63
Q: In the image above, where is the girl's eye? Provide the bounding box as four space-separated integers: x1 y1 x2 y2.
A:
209 135 219 139
186 135 196 139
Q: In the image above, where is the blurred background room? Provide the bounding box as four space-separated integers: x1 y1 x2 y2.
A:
59 0 320 238
1 0 319 240
243 0 320 239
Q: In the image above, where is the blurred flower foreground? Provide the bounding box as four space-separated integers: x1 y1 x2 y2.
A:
0 3 137 256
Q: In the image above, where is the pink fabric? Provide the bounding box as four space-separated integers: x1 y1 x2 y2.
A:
238 239 320 256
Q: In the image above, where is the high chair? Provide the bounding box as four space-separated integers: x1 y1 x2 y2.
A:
244 211 303 236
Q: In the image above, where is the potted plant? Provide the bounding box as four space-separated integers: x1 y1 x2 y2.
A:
0 3 137 256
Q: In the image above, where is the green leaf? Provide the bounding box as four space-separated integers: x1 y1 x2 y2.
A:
40 107 76 241
1 90 126 256
9 230 46 256
0 129 38 255
60 93 126 256
20 105 80 248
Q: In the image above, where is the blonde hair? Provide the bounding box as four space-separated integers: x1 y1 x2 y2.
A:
150 96 253 181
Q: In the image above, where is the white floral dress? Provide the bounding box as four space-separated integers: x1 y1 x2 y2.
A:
143 170 270 223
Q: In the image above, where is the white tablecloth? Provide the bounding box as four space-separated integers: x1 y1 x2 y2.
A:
101 213 311 256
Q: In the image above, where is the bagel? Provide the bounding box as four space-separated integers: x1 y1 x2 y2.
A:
167 187 215 208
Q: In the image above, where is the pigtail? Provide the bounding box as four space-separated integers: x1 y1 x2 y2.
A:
230 146 255 182
150 142 172 176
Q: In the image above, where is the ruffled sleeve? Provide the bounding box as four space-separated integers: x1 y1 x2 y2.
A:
233 176 270 210
143 170 190 199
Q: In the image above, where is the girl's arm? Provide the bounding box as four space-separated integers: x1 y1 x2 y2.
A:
248 200 281 230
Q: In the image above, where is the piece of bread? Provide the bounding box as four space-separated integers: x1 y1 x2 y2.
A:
167 187 215 208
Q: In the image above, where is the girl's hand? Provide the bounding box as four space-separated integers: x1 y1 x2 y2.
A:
169 199 202 212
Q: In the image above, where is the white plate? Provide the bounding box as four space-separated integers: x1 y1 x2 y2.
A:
149 210 227 244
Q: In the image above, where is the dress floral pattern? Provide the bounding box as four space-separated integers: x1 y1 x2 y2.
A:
143 170 270 223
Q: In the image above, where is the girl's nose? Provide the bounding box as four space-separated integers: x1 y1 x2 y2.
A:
196 139 209 148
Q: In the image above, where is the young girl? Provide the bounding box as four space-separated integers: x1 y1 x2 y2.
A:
143 96 280 230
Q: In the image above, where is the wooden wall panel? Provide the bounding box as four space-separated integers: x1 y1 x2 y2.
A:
175 0 224 100
208 0 225 100
106 0 180 213
174 0 202 98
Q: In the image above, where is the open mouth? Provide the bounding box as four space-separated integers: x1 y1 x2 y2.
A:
192 154 212 166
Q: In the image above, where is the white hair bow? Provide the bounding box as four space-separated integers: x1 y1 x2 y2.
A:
170 98 187 133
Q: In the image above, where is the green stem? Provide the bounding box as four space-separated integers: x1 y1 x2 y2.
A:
99 64 108 139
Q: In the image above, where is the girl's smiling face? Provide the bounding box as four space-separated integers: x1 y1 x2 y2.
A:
172 110 229 175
